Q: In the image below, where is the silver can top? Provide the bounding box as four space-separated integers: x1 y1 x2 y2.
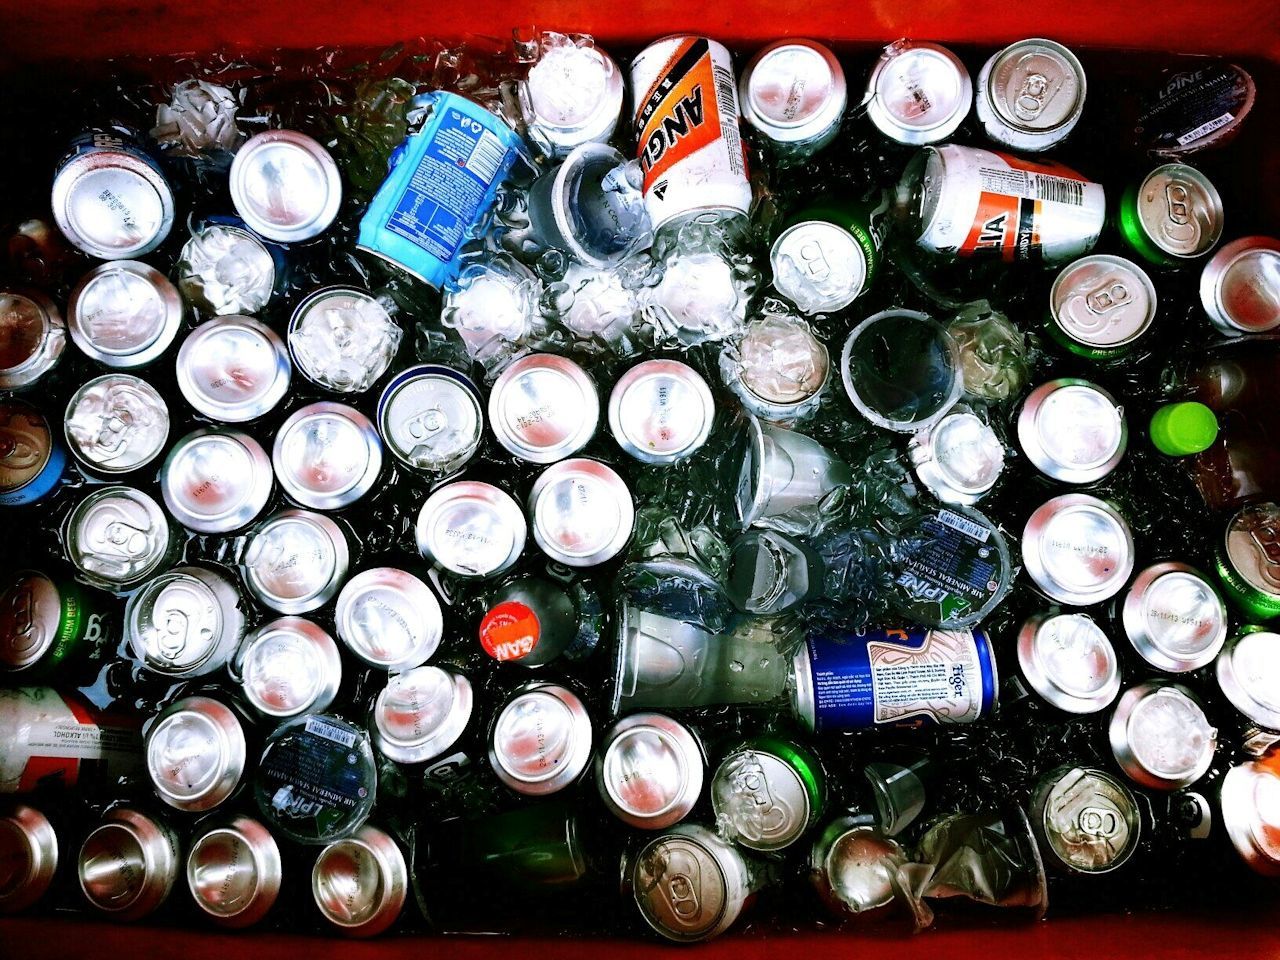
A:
525 43 625 155
731 315 830 417
489 353 599 464
1017 379 1127 484
64 373 170 475
335 567 443 671
239 616 343 719
1122 562 1228 673
1135 163 1224 259
984 38 1086 134
770 220 868 315
1220 761 1280 877
632 823 753 944
161 427 273 534
740 39 847 146
1200 236 1280 334
597 712 703 830
608 359 714 464
0 572 63 673
176 316 291 422
1216 630 1280 733
312 824 408 937
176 223 277 317
809 817 904 915
489 682 592 796
0 289 66 391
1030 766 1141 874
229 130 342 243
377 365 484 475
243 509 350 615
146 696 247 813
1223 503 1280 604
865 41 972 145
528 457 634 566
908 409 1004 505
371 665 473 765
1016 613 1121 715
288 287 402 394
53 141 174 260
415 481 526 579
1022 493 1135 606
66 485 172 590
711 747 811 852
78 806 179 921
125 565 245 678
186 815 282 928
1108 682 1216 790
1050 256 1157 350
68 260 184 368
273 402 382 511
0 804 58 913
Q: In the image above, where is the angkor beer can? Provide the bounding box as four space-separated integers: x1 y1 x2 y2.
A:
160 428 274 533
1199 236 1280 335
1108 681 1216 790
415 481 526 579
631 36 751 235
176 316 292 422
145 695 248 813
488 353 600 464
1016 378 1127 483
312 824 407 937
631 823 756 943
230 131 342 243
711 737 825 852
769 195 889 314
67 260 184 369
1220 760 1280 877
975 39 1087 152
377 364 484 476
0 571 112 677
1029 766 1141 874
371 665 475 770
176 221 278 317
0 289 65 391
739 39 847 158
243 510 350 615
907 407 1005 506
0 400 67 507
288 287 402 393
901 144 1104 263
608 359 715 464
64 374 170 476
528 458 635 567
489 682 592 797
1215 503 1280 621
523 41 626 158
1119 163 1224 264
65 485 176 592
186 815 282 927
273 402 383 511
238 617 342 719
124 565 247 679
78 806 179 921
597 712 703 830
1015 613 1121 715
1048 255 1158 360
1121 562 1228 673
865 40 972 146
0 803 58 913
335 567 443 671
791 627 998 733
1215 630 1280 756
1022 493 1135 606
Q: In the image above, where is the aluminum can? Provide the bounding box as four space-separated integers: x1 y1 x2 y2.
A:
1047 255 1158 360
0 571 113 677
238 616 342 719
160 427 273 533
1215 503 1280 621
907 408 1004 505
710 737 825 852
415 481 525 579
1199 236 1280 336
808 816 905 917
124 565 246 679
1118 163 1224 264
739 39 847 157
230 130 342 243
1220 760 1280 877
334 567 443 671
0 803 58 913
78 806 179 921
312 824 407 937
769 195 889 314
186 815 282 927
597 712 703 830
1014 613 1121 715
371 665 475 771
1215 629 1280 753
1022 493 1135 606
608 359 715 464
273 402 382 511
0 401 67 507
488 353 600 464
288 286 402 393
0 289 66 391
242 510 350 615
176 315 291 422
975 39 1087 152
64 373 170 476
67 260 184 368
631 823 756 943
376 364 484 476
489 681 592 797
145 695 247 813
1016 378 1127 483
524 41 625 157
865 40 971 146
52 130 174 260
726 315 829 421
1108 681 1216 791
1028 765 1141 874
527 458 634 567
1121 562 1228 673
175 222 278 317
65 485 177 592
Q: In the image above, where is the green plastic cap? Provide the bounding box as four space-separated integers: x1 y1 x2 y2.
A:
1150 402 1219 456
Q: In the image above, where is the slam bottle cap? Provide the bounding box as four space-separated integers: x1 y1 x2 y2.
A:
1150 402 1219 457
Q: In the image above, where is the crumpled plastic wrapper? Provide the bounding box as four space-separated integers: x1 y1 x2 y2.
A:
440 254 548 379
947 300 1032 403
152 80 245 156
640 248 758 348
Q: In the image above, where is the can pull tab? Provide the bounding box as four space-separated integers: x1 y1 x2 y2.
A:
1161 180 1202 246
1084 279 1134 317
665 870 702 921
1076 804 1123 840
1013 70 1062 122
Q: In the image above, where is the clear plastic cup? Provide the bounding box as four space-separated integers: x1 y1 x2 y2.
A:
735 417 852 530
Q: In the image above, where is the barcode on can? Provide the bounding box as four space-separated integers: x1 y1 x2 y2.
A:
305 716 358 748
937 509 991 542
713 64 745 177
1032 174 1084 206
1177 112 1234 146
465 130 507 183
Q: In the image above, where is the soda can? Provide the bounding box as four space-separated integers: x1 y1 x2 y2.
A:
488 353 600 464
0 401 67 507
769 194 890 315
1199 236 1280 336
67 260 185 369
608 359 715 464
1022 493 1135 606
242 510 350 615
145 695 248 813
64 485 177 593
1121 562 1228 673
0 289 66 391
238 616 342 720
1108 681 1216 791
175 222 278 317
288 287 403 394
1215 503 1280 621
725 315 830 422
176 316 292 422
1220 760 1280 877
1118 163 1224 265
793 628 997 734
1028 765 1141 874
527 458 634 567
160 427 274 534
808 815 905 917
523 41 625 158
0 571 113 679
371 665 475 771
710 737 825 852
312 824 407 937
975 39 1087 152
864 40 972 146
273 402 383 511
376 364 484 477
900 144 1105 263
596 712 703 830
52 129 175 260
1215 630 1280 754
0 803 58 913
186 815 282 927
739 39 847 157
335 567 443 671
907 407 1005 506
78 806 180 921
64 374 170 476
630 36 751 235
489 682 592 798
1016 378 1127 483
1014 613 1121 715
1048 255 1158 361
229 130 342 244
124 565 247 679
415 481 526 579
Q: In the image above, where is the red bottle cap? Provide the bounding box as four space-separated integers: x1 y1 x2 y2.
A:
479 601 541 661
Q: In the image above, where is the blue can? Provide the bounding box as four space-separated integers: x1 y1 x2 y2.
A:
0 401 69 506
792 626 998 733
357 92 525 289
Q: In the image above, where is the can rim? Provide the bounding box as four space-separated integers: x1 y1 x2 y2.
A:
1016 378 1127 483
1107 681 1215 790
334 567 443 670
1049 255 1158 350
0 804 57 912
1220 761 1280 876
632 824 743 942
710 747 811 851
415 481 527 578
739 38 848 145
68 260 185 368
1016 613 1121 714
229 130 342 243
1021 493 1135 606
145 696 247 812
489 353 599 464
1216 630 1280 732
528 457 634 567
177 315 292 423
186 816 282 926
272 401 382 510
243 510 350 616
64 373 170 475
1028 765 1141 875
489 683 592 796
372 666 473 765
311 825 408 935
597 711 703 828
982 38 1087 137
53 144 174 260
1121 561 1227 673
0 288 65 390
78 807 177 920
608 358 715 464
865 41 972 145
1134 163 1225 260
525 45 625 152
377 364 484 475
161 427 274 533
1200 236 1280 333
908 409 1004 504
769 219 868 315
287 286 395 392
239 616 344 718
66 484 172 589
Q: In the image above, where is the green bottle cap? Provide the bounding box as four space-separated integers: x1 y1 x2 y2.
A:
1150 402 1219 456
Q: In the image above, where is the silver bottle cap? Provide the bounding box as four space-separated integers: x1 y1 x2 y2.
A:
982 38 1086 136
0 572 63 672
1016 613 1121 714
1017 379 1127 483
1108 681 1216 791
1216 630 1280 732
0 289 66 391
68 260 184 368
1029 766 1141 874
1122 562 1227 673
125 565 246 678
525 43 625 156
176 315 291 422
273 402 382 510
730 315 830 419
1220 761 1280 877
739 40 847 147
489 682 592 797
865 41 972 145
335 567 443 671
176 223 276 316
1050 256 1157 351
146 696 247 813
312 825 407 937
377 365 484 475
632 823 753 944
597 712 703 830
770 220 868 315
0 804 58 913
243 509 350 615
711 747 812 852
1135 163 1224 259
161 427 273 534
53 142 174 260
415 481 526 579
78 806 179 921
1199 236 1280 335
64 373 170 475
66 485 173 590
288 287 401 393
186 815 282 927
371 665 473 765
908 409 1004 505
608 359 714 464
229 130 342 243
1022 494 1135 606
239 616 343 719
809 818 904 915
528 458 634 567
489 353 599 464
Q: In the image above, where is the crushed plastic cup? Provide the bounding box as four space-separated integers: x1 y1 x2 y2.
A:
735 417 853 534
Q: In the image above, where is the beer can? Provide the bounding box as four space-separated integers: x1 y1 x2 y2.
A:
376 364 484 476
67 260 184 369
1215 503 1280 621
524 42 626 158
124 565 247 679
527 458 634 567
145 695 247 813
312 824 407 937
597 712 703 830
608 359 715 464
489 681 592 797
242 510 350 615
175 222 278 317
78 806 179 921
488 353 600 464
630 36 751 235
0 571 112 678
0 803 58 913
176 315 291 422
371 665 474 770
1220 760 1280 877
1199 236 1280 336
335 567 443 671
865 40 972 146
770 195 889 315
791 627 998 733
1108 681 1216 790
1121 562 1228 673
739 39 847 157
160 427 274 534
1014 613 1121 715
808 815 905 917
186 815 282 927
726 315 830 422
64 485 177 592
1118 163 1224 265
0 400 67 507
907 408 1005 506
415 481 526 579
1028 765 1141 874
52 130 174 260
1022 493 1135 606
0 289 66 391
1215 630 1280 752
288 286 402 394
711 737 825 852
229 130 342 243
1047 255 1158 360
1016 378 1127 483
273 402 383 511
975 39 1087 152
238 616 342 719
64 374 170 476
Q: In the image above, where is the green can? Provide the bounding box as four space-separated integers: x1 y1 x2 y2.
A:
0 570 113 678
769 192 889 316
1117 163 1224 266
1046 254 1158 361
709 735 826 852
1215 503 1280 621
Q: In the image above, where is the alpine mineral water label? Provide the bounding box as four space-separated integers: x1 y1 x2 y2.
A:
960 153 1090 261
304 714 359 748
894 511 1000 624
1137 62 1255 155
260 726 367 823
